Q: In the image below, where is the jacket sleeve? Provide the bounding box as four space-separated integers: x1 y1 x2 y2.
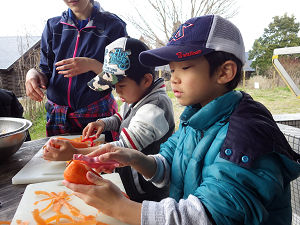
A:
101 114 121 131
39 19 54 80
194 153 296 225
112 104 170 150
141 195 213 225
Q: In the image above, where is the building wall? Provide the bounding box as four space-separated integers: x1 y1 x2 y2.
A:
0 46 40 97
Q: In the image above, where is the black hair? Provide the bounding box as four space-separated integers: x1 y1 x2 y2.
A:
204 51 243 91
90 0 94 4
131 68 155 85
125 37 155 85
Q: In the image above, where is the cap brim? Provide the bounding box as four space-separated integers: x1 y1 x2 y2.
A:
88 71 121 92
139 45 214 67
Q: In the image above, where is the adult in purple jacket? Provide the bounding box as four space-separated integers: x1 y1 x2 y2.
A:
25 0 126 141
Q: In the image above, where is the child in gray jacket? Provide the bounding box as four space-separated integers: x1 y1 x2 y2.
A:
44 37 175 202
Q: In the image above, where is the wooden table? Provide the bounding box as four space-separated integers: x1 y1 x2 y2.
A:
0 138 49 221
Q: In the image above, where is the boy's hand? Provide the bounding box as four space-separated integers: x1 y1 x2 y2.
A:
87 144 136 168
82 120 105 140
43 138 77 161
63 172 142 225
87 144 157 179
55 57 103 77
63 171 131 218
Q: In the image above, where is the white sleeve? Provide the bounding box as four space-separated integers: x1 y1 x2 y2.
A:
141 195 213 225
144 154 170 188
101 115 121 131
119 104 170 150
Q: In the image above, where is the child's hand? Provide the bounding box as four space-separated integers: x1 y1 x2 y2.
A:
63 171 130 217
88 144 138 168
25 68 47 102
82 120 105 140
43 138 77 161
88 144 157 179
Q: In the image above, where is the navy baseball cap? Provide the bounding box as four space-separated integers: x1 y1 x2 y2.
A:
139 15 245 67
88 37 153 92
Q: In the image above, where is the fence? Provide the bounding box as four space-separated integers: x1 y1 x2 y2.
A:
277 120 300 225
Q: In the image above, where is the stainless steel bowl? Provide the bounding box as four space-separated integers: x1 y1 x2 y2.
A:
0 117 27 137
0 117 32 161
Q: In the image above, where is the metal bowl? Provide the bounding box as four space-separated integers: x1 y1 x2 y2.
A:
0 118 32 161
0 117 27 137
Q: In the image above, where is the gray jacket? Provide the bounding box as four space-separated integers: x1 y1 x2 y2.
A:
101 78 175 202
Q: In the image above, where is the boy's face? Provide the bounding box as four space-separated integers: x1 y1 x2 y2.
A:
115 77 148 104
169 56 223 107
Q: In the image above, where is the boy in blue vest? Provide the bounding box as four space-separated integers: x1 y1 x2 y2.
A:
63 15 300 225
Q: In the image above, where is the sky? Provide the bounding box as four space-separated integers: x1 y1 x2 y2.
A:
0 0 300 51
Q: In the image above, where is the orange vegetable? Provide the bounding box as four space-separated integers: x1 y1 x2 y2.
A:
17 190 110 225
16 220 29 225
64 160 101 185
32 209 47 225
0 221 11 225
57 137 89 148
44 214 73 224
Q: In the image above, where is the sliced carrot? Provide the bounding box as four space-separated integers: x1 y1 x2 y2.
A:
63 201 81 217
0 221 11 225
32 209 47 225
44 214 73 223
35 191 52 196
57 137 89 148
39 200 54 213
17 191 109 225
34 197 52 205
70 136 83 142
16 220 29 225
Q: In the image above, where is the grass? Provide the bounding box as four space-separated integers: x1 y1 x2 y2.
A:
25 87 300 140
26 109 47 140
237 87 300 114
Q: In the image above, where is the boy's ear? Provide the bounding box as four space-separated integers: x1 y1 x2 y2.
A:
143 73 153 88
216 60 237 84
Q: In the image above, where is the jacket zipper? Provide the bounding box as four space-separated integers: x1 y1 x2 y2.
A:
60 21 96 109
67 31 81 108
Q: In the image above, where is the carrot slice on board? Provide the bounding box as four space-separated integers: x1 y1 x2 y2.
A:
32 209 47 225
16 190 110 225
0 222 11 225
16 221 29 225
44 214 73 224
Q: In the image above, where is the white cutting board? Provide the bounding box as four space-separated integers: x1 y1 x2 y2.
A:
12 135 105 184
11 173 129 225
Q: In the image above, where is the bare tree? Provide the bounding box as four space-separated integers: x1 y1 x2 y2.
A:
16 35 45 121
125 0 238 48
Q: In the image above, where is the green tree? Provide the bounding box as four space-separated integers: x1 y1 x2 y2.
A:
249 14 300 75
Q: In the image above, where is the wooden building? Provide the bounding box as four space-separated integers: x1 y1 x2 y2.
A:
0 36 40 97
